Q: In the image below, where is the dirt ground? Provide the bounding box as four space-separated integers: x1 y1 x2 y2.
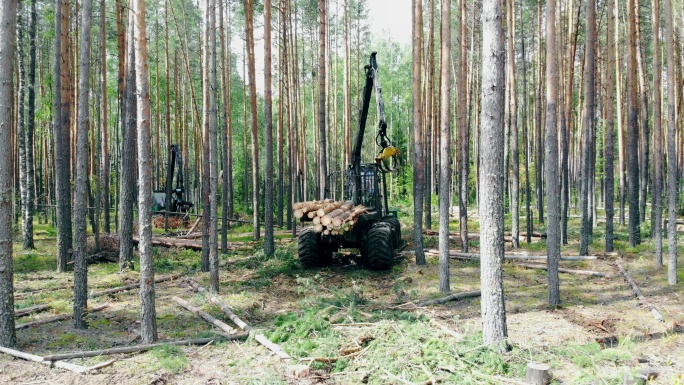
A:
2 232 683 385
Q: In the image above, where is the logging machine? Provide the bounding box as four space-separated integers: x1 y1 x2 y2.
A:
298 52 402 270
152 144 194 214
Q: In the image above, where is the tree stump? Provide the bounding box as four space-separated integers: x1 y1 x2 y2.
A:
525 362 550 385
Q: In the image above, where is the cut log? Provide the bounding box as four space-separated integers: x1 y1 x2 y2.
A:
313 216 321 225
307 211 316 219
616 260 664 322
525 362 550 385
186 217 202 235
254 333 292 361
514 263 607 277
425 249 598 261
294 209 304 219
90 274 183 298
171 296 238 335
16 304 109 330
209 296 251 331
15 284 73 299
133 236 203 250
0 346 98 373
41 337 245 361
313 224 324 233
417 290 481 306
15 304 51 317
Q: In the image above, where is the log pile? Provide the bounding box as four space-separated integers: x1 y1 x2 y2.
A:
293 200 368 235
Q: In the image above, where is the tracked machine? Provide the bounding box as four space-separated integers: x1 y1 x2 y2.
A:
297 52 402 271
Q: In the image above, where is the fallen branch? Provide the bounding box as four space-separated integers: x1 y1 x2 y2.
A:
616 260 664 322
186 217 202 235
16 304 109 330
417 290 481 307
514 263 607 277
41 337 245 361
171 296 238 335
15 284 72 299
15 304 51 317
90 274 183 298
0 346 109 374
133 236 202 251
299 346 369 363
425 250 598 261
254 333 292 361
209 297 251 331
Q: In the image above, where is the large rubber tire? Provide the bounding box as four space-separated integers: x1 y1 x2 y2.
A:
298 228 332 268
384 217 401 248
364 223 394 271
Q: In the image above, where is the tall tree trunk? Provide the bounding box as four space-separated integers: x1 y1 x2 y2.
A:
519 0 531 244
0 0 18 348
73 0 92 330
100 0 109 234
438 0 451 293
580 0 596 256
318 0 327 201
245 0 260 241
220 0 232 252
605 0 616 252
634 1 649 226
24 0 36 248
507 0 519 249
55 0 73 272
651 0 663 264
616 4 626 227
664 0 677 285
627 0 641 246
424 0 434 230
201 0 210 272
207 0 219 292
119 1 136 272
545 0 561 307
535 0 544 224
134 0 157 343
480 0 508 351
264 0 274 255
412 0 425 265
459 0 469 252
17 1 28 252
276 0 284 228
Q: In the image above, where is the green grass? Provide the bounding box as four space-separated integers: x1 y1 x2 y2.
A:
149 345 189 374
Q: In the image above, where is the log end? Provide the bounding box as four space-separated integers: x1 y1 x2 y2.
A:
525 362 550 385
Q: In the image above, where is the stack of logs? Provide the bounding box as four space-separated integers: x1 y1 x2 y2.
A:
293 200 368 235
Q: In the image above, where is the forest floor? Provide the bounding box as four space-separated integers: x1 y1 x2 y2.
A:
1 216 684 385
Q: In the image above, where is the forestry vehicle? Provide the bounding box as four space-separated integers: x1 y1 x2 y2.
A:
152 144 193 214
298 52 402 271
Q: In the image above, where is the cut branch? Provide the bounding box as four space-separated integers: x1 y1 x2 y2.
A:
171 296 238 335
254 333 291 361
616 260 664 322
417 290 481 306
209 296 251 331
514 263 607 277
15 304 51 317
90 274 182 298
0 346 99 373
16 304 109 329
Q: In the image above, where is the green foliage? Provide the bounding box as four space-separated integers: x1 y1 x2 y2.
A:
149 345 189 374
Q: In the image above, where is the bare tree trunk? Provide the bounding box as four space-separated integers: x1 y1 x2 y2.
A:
276 1 284 227
652 0 663 264
134 0 157 343
119 2 136 272
318 0 327 201
23 0 36 248
535 0 544 225
55 0 73 272
519 0 531 245
459 0 469 252
437 0 451 293
634 2 649 226
100 0 109 234
201 1 210 272
627 0 641 246
545 0 561 307
580 0 596 256
480 0 508 351
605 0 616 252
219 0 231 253
245 0 260 241
507 0 519 249
17 2 28 252
207 0 219 292
0 0 18 348
412 0 425 265
424 0 434 230
264 0 275 255
664 0 678 285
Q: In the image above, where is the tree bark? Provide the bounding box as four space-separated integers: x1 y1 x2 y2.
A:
459 0 469 252
54 0 73 272
626 0 641 246
437 0 451 293
507 0 519 249
519 0 531 245
424 0 434 230
664 0 678 285
119 1 136 272
580 0 596 256
23 0 36 248
201 0 210 272
318 0 327 201
220 2 233 252
479 0 508 351
651 0 663 264
412 0 425 265
0 0 18 348
73 0 93 330
134 0 158 343
207 0 219 293
17 1 28 252
545 0 561 307
245 0 260 241
264 0 275 256
100 0 109 234
605 0 616 252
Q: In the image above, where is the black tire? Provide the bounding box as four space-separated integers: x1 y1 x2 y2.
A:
298 228 332 268
364 223 394 271
384 217 401 248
